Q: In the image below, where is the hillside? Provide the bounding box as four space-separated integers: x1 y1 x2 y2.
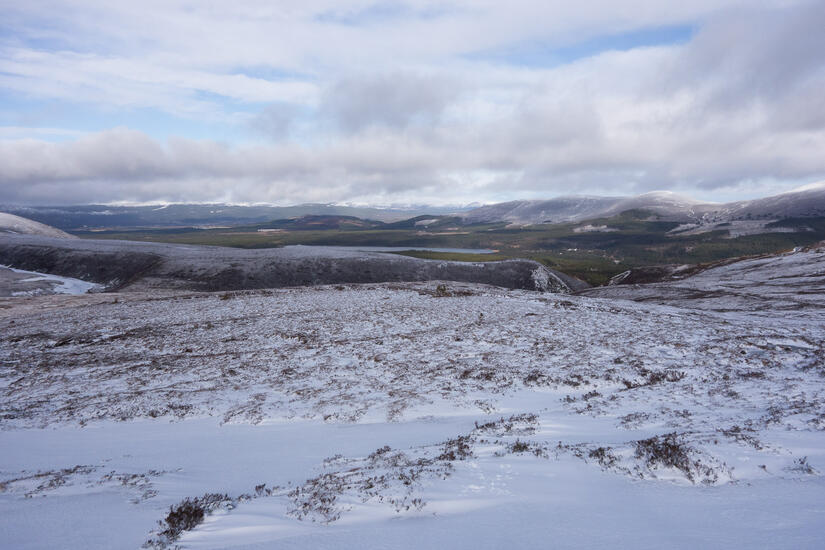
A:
0 203 467 231
0 212 76 238
0 248 822 549
461 196 621 225
580 242 825 311
0 234 587 293
461 185 825 226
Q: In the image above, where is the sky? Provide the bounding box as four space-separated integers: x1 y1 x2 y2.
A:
0 0 824 206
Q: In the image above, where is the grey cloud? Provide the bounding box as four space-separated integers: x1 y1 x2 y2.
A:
247 104 295 141
0 128 171 183
505 94 604 151
0 129 457 205
664 2 825 108
1 116 824 206
3 3 825 206
321 72 461 132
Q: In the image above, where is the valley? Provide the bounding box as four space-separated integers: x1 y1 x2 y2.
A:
69 210 825 286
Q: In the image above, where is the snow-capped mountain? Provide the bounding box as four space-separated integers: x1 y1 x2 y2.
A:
701 182 825 222
461 196 625 225
462 185 825 225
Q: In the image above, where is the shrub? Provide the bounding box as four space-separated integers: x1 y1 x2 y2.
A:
633 433 719 483
438 435 473 461
145 493 230 548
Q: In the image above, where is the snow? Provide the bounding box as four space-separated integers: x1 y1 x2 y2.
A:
0 212 75 238
572 224 615 233
464 186 825 225
789 180 825 193
1 250 824 549
667 219 802 238
1 264 102 296
583 246 825 313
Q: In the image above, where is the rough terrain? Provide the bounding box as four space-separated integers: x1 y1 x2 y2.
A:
581 243 825 312
1 246 823 549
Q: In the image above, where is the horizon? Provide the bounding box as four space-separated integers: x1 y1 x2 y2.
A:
3 183 825 211
1 1 824 206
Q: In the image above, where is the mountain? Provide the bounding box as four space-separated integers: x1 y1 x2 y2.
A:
461 185 825 225
700 182 825 222
0 212 77 239
0 203 470 231
600 191 713 219
4 184 825 233
461 196 623 225
459 192 716 225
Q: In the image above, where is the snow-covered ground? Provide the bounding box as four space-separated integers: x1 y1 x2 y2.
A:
0 265 103 296
0 212 75 239
582 246 825 312
1 250 824 549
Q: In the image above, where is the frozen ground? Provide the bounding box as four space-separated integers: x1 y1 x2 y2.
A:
1 249 824 549
581 245 825 312
0 265 103 297
0 212 76 239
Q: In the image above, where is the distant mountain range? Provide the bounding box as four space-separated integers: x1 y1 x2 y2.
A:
0 203 468 231
461 184 825 225
2 183 824 231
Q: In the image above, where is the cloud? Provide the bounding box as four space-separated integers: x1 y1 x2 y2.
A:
0 1 824 205
0 47 319 121
321 72 461 132
666 1 825 106
248 104 296 141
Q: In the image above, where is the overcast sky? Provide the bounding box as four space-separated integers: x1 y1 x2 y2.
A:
1 0 824 206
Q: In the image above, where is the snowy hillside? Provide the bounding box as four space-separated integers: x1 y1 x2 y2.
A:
703 181 825 221
0 212 76 238
600 190 713 219
1 247 824 548
461 196 622 225
581 243 825 311
0 264 102 297
462 186 825 225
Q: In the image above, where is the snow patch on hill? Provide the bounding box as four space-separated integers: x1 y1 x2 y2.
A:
0 264 102 296
0 212 76 238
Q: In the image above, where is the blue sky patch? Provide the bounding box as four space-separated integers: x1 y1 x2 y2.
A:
466 24 695 67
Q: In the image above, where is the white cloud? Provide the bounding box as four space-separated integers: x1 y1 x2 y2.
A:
0 1 823 205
